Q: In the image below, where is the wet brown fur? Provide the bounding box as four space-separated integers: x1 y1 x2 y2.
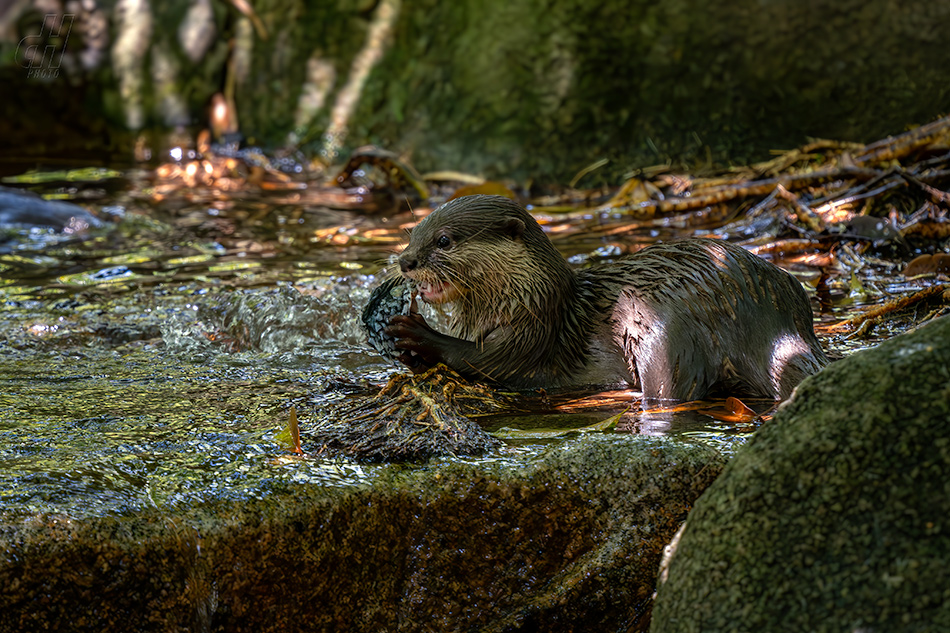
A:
391 195 828 400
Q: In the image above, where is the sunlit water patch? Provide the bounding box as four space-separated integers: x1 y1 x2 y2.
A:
0 347 378 519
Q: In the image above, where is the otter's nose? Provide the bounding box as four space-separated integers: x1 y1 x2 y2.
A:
399 256 418 273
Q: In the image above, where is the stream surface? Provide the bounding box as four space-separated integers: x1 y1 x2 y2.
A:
0 163 916 520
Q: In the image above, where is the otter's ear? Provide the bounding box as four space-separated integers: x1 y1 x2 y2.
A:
498 217 525 239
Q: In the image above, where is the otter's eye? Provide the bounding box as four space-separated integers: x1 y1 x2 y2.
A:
436 235 451 249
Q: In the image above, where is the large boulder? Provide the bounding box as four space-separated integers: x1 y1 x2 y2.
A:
651 314 950 632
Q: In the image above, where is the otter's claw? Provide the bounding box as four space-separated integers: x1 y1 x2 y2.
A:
386 313 446 370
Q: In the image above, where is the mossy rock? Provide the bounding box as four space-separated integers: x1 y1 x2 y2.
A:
3 0 950 181
652 314 950 632
1 434 724 632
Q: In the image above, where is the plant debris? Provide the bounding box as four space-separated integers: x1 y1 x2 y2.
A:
308 365 512 462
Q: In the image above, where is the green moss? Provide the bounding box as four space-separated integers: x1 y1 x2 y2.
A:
4 0 950 181
652 316 950 633
345 0 950 181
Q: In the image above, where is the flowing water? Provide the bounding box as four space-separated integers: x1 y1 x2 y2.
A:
0 164 921 520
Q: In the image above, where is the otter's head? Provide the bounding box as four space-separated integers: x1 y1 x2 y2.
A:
398 195 568 308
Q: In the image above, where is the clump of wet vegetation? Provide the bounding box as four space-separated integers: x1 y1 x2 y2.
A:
309 366 509 462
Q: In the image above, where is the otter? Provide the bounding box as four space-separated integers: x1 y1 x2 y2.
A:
381 194 827 401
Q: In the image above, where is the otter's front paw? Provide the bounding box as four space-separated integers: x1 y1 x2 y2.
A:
386 314 444 372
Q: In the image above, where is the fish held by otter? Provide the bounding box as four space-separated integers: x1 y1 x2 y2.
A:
381 194 828 402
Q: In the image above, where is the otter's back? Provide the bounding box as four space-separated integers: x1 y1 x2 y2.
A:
594 239 826 400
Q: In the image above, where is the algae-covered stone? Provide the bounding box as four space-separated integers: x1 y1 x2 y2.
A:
2 0 950 181
651 315 950 633
0 434 724 632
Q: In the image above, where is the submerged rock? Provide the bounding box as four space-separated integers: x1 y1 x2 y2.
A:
0 434 724 632
0 186 102 232
652 314 950 632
